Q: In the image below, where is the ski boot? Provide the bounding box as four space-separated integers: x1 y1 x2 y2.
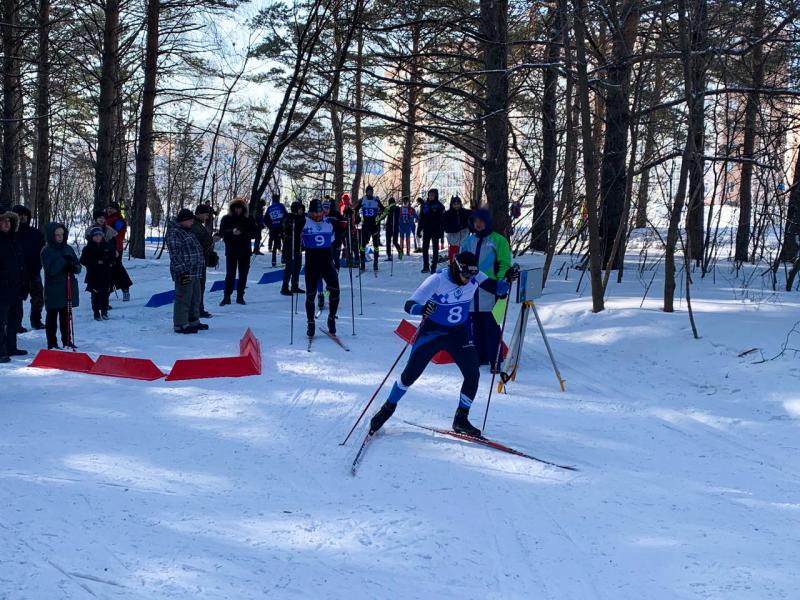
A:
280 286 293 296
236 293 246 305
220 295 231 306
327 315 336 335
292 286 306 294
102 312 110 320
453 407 481 438
200 310 213 319
94 311 102 321
369 401 397 434
421 266 430 274
123 290 130 302
307 321 315 338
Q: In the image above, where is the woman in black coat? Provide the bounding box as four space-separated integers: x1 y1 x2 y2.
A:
80 227 116 320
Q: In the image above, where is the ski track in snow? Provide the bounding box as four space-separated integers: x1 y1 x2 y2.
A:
2 251 800 599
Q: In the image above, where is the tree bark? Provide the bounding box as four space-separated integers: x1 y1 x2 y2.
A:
734 0 765 263
94 0 120 212
400 17 421 202
350 29 364 200
330 28 344 200
598 0 640 269
34 0 51 226
573 0 604 312
634 60 663 229
480 0 510 235
781 145 800 263
0 0 21 211
129 0 159 259
531 7 561 252
685 0 707 261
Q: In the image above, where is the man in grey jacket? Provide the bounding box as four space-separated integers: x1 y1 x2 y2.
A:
167 209 207 334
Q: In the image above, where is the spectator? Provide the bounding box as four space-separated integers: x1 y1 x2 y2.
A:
80 227 115 321
191 204 219 319
105 202 133 301
381 197 402 261
442 196 472 264
0 211 28 361
85 209 118 244
218 199 257 305
167 209 206 334
460 208 512 370
252 198 266 256
12 205 45 331
41 222 81 350
398 197 417 257
266 194 287 266
280 201 306 296
417 188 445 273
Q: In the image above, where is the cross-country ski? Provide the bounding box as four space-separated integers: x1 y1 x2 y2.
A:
402 420 578 471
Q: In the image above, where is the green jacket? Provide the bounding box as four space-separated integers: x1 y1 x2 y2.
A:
41 222 81 310
460 230 511 313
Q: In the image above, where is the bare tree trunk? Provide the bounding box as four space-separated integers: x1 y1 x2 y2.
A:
94 0 120 212
634 60 663 229
781 145 800 263
0 0 21 211
531 7 561 252
573 0 604 312
330 28 344 200
400 18 421 202
598 0 640 269
350 29 364 200
33 0 50 226
129 0 159 258
480 0 510 235
685 0 707 262
734 0 765 263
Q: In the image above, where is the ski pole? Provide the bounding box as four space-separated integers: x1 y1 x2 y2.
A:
347 218 356 335
482 286 513 431
531 300 566 392
290 224 295 345
340 316 426 445
66 270 76 351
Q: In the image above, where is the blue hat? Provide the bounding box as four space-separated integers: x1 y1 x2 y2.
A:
89 226 104 238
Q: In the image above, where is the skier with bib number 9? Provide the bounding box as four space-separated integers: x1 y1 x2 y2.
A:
303 199 342 338
368 251 510 438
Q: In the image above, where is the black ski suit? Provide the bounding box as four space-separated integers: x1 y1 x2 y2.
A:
417 192 445 271
302 216 341 323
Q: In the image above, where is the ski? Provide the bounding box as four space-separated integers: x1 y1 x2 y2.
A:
320 327 350 351
402 420 578 471
350 430 376 475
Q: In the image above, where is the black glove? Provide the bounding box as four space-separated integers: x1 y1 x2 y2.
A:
179 273 191 285
422 300 437 318
63 262 78 274
207 251 219 269
506 264 520 282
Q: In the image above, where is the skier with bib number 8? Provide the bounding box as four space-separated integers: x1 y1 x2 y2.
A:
369 251 510 438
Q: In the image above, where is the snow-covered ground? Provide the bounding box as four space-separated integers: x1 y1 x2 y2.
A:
2 247 799 599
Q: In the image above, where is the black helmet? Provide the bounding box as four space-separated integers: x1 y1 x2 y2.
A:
290 201 304 214
309 198 323 213
452 251 479 280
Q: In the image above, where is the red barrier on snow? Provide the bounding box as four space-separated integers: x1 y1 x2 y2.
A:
394 319 453 364
89 355 165 381
29 349 95 373
394 319 508 365
165 329 262 381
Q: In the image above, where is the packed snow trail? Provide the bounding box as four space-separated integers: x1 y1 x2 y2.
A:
2 250 799 599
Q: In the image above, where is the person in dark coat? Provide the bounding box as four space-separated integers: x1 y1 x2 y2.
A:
218 199 257 305
280 201 306 296
41 222 81 350
381 197 403 261
0 211 28 361
80 227 116 320
191 204 219 319
443 196 472 264
266 194 287 266
12 205 45 330
416 188 445 273
252 198 267 256
167 209 206 334
105 202 133 301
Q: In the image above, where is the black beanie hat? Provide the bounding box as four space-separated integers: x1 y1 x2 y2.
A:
195 204 212 216
176 208 195 222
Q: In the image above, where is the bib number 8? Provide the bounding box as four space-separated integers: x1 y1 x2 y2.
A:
447 306 463 323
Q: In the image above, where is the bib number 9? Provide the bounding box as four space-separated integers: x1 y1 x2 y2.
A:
315 234 325 246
